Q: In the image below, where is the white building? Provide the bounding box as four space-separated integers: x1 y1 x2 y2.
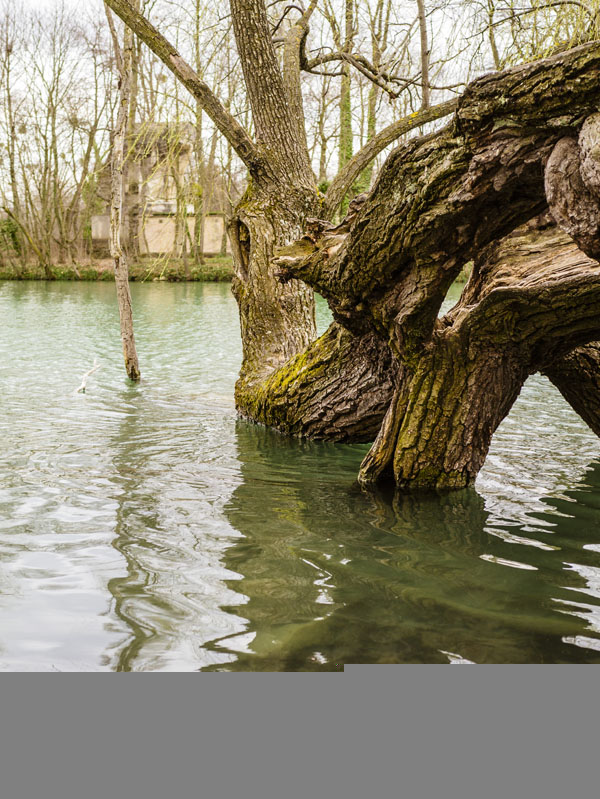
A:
91 124 233 257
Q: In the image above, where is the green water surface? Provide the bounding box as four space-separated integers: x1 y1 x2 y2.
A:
1 281 600 669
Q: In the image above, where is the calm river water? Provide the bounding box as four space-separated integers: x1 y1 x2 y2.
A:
2 280 600 669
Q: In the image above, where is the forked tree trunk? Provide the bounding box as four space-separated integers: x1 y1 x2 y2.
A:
267 43 600 490
103 0 600 492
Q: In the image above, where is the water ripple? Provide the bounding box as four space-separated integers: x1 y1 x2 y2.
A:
1 281 600 669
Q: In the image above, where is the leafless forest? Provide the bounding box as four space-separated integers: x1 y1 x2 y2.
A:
1 0 594 271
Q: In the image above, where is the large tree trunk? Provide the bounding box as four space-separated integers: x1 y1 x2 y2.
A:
103 0 600 493
267 43 600 490
226 1 323 404
229 186 319 397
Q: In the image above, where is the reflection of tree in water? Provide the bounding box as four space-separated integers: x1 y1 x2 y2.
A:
209 423 600 668
106 380 245 673
105 387 163 672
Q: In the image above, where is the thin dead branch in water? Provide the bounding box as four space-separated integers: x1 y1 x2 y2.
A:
74 358 101 394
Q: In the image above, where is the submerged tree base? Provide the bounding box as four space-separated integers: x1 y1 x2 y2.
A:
103 0 600 493
251 45 600 491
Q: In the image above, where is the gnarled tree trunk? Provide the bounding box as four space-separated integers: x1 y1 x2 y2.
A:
267 43 600 490
104 0 600 492
229 186 319 396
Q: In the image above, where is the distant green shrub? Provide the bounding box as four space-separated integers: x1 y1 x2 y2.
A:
0 218 21 255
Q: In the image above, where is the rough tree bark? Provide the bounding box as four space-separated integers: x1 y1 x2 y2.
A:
272 42 600 489
104 0 459 384
105 0 600 491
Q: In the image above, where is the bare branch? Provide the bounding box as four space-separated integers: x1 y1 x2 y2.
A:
74 359 101 394
104 0 261 174
323 98 458 217
103 4 123 74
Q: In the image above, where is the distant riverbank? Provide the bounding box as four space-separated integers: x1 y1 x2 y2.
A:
1 256 472 285
0 255 234 282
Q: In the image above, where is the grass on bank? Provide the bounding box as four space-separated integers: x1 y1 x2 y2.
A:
0 254 234 282
0 256 473 285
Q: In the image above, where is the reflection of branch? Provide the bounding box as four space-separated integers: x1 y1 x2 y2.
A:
74 359 101 394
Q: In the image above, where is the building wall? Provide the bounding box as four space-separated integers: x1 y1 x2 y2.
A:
91 214 110 243
91 213 230 256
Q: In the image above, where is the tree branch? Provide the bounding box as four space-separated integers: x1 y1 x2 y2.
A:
103 4 123 74
73 359 101 395
323 98 457 217
447 219 600 362
455 249 600 363
103 0 261 175
279 41 600 350
545 117 600 259
304 51 407 96
544 343 600 437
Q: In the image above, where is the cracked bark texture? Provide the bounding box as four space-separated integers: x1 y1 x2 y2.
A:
104 0 600 492
267 42 600 490
381 218 600 490
545 344 600 437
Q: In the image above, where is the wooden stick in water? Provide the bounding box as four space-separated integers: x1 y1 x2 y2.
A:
74 359 101 394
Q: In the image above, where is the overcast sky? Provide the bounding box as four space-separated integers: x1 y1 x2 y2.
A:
23 0 84 8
